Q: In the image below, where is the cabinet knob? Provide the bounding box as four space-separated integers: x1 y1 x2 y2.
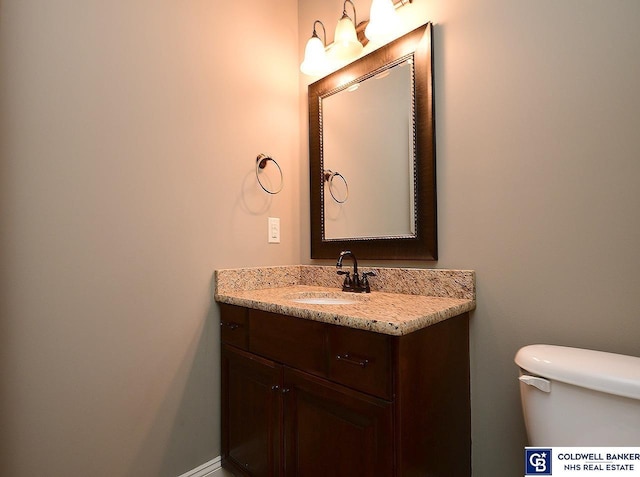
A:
271 385 280 391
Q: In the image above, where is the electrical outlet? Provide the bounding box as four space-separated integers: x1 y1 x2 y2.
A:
268 217 280 243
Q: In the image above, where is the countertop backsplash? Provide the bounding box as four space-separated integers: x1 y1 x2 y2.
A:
215 265 475 301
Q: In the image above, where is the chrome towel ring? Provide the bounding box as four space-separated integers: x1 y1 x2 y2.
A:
324 169 349 203
256 153 283 194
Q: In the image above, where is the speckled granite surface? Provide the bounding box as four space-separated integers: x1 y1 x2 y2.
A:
214 266 475 336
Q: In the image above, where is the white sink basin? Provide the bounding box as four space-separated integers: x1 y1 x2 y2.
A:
285 291 364 305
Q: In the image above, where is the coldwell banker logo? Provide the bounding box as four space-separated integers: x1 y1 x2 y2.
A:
526 448 552 475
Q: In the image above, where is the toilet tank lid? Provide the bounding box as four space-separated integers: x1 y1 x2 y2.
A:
515 344 640 400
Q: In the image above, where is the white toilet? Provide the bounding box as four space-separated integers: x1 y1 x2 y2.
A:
515 344 640 446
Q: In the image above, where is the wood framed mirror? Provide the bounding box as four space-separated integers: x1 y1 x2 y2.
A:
309 23 436 260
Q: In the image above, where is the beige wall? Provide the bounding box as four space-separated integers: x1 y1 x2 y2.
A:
299 0 640 475
2 0 639 476
0 0 299 476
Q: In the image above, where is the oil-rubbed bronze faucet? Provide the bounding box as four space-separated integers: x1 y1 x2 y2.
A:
336 250 375 293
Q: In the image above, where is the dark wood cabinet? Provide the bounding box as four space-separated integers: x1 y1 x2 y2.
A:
219 303 470 477
282 366 393 477
221 346 282 477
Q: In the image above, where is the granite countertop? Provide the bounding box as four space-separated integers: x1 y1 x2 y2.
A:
214 265 476 336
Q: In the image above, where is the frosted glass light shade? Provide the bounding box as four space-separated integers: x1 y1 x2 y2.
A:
300 36 328 76
365 0 401 44
331 15 363 60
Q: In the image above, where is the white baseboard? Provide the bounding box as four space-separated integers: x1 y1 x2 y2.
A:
177 456 222 477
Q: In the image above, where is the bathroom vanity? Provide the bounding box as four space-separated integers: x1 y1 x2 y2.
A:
215 266 475 477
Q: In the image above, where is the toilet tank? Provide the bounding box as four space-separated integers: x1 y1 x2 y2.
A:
515 344 640 446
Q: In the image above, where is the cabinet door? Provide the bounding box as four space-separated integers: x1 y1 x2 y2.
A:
282 367 393 477
222 345 282 477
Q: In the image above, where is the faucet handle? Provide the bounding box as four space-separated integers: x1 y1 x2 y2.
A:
361 271 376 281
337 270 352 290
360 271 376 293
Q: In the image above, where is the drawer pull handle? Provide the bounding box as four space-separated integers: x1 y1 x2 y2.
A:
336 353 369 368
220 321 242 330
272 385 290 393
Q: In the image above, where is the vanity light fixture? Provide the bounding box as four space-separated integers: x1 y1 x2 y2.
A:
365 0 405 44
300 20 329 76
330 0 363 61
299 0 413 76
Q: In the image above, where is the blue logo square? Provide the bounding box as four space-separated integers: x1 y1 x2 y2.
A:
525 448 552 475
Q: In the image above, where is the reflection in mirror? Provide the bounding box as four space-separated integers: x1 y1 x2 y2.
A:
323 60 415 239
309 23 436 260
324 170 349 204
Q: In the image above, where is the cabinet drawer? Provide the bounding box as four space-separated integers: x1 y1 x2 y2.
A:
219 303 248 350
328 325 392 400
250 309 327 378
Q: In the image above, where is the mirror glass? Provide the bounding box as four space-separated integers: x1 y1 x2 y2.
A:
309 23 436 260
323 61 415 239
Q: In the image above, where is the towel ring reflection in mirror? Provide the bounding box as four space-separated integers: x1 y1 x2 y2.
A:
256 153 283 194
324 170 349 203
